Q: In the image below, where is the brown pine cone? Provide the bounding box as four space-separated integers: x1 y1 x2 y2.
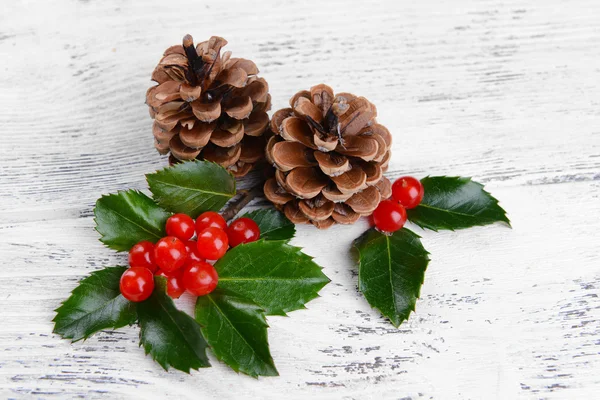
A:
146 35 270 177
263 84 392 229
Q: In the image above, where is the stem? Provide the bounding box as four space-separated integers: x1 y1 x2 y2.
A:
221 186 263 221
182 34 198 62
182 34 199 86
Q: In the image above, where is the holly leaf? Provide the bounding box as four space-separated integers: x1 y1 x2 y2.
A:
94 190 169 251
138 277 210 372
353 228 430 327
53 266 137 342
241 208 295 241
147 160 236 218
407 176 510 231
195 289 278 377
215 241 329 316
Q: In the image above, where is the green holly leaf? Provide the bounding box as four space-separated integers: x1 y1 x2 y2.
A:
53 266 136 342
94 190 169 252
215 241 329 316
353 228 430 327
147 160 236 218
195 289 278 377
138 277 210 372
241 208 295 241
407 176 510 231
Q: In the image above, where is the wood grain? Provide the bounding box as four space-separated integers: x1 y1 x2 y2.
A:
1 0 599 398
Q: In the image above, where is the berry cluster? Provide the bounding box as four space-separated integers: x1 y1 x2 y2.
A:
120 212 261 302
372 176 424 233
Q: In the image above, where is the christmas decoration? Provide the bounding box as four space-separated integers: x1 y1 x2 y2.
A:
54 161 329 377
263 84 392 229
147 35 271 177
353 176 509 327
54 36 512 378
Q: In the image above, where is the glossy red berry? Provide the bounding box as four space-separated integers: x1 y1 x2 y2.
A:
391 176 424 209
196 227 228 260
155 270 186 299
120 267 155 302
195 211 227 232
226 217 260 247
154 236 188 273
165 213 195 241
372 200 407 233
128 241 157 272
182 261 218 296
184 240 205 264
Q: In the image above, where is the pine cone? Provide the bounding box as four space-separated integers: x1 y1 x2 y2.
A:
146 35 270 177
263 84 392 229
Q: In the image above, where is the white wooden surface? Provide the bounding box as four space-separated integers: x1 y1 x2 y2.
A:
1 0 599 398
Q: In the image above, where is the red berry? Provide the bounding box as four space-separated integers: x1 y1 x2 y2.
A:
120 267 155 302
372 200 407 233
128 241 157 272
155 270 186 299
196 227 228 260
165 213 195 241
391 176 424 209
182 261 218 296
184 240 205 264
154 236 188 273
195 211 227 232
226 217 260 247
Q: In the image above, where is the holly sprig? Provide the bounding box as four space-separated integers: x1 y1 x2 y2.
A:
353 176 509 327
54 161 329 377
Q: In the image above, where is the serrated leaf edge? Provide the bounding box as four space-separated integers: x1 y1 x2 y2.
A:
146 160 236 215
199 292 279 378
354 228 430 327
138 277 211 373
216 240 330 316
93 189 167 251
408 176 511 232
241 208 296 241
52 266 135 342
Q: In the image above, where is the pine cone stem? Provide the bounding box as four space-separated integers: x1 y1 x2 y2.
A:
182 34 198 60
221 185 263 221
182 34 199 86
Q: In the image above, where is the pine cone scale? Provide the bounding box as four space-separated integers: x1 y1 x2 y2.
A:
271 141 316 172
330 168 368 195
313 151 350 176
243 111 270 136
285 167 329 199
280 117 317 149
345 186 381 215
224 96 253 119
169 134 201 160
191 101 220 122
178 121 214 148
